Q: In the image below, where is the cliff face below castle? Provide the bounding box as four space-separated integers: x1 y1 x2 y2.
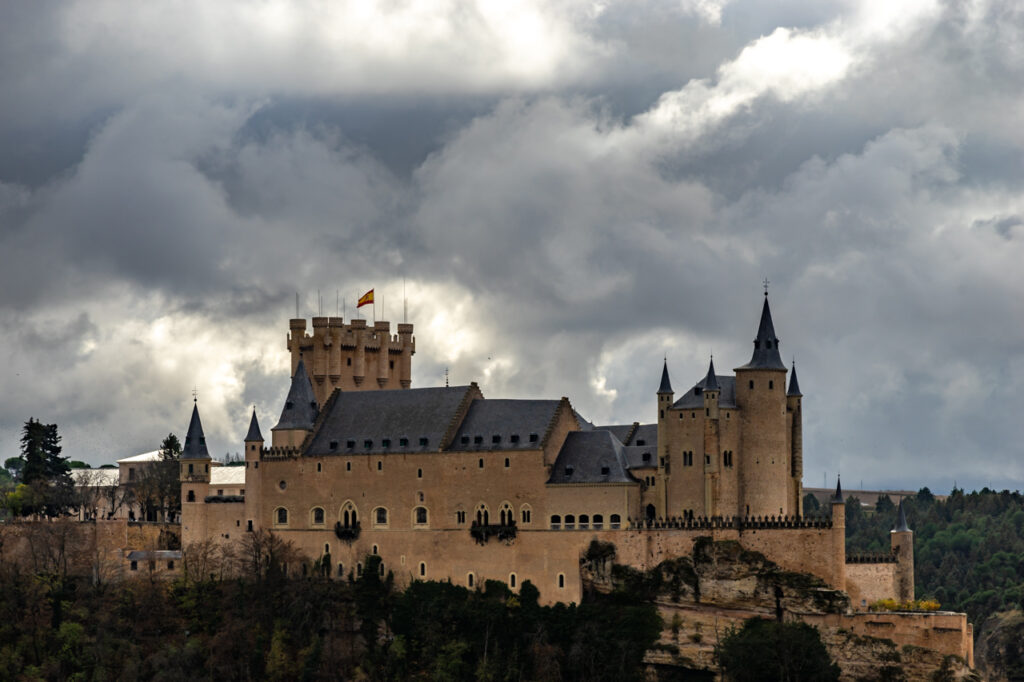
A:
974 610 1024 681
581 538 976 681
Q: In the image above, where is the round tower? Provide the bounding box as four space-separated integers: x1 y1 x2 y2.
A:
701 358 721 516
735 294 790 517
787 362 804 514
180 401 212 546
831 477 846 592
656 360 674 518
890 499 915 602
243 407 264 533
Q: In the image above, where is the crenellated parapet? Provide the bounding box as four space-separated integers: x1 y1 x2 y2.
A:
287 315 415 403
261 445 301 460
846 551 898 564
627 514 834 531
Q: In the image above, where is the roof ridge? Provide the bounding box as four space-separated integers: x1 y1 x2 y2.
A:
439 383 483 451
540 396 574 449
624 421 640 445
301 388 341 455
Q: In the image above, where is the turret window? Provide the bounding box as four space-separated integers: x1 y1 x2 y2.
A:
749 380 754 389
312 508 325 525
275 508 288 525
550 514 561 529
187 490 195 502
769 380 774 390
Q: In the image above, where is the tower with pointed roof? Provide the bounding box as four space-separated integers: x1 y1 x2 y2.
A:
701 357 722 514
180 401 212 540
787 361 804 514
735 293 792 518
891 499 915 601
271 358 319 449
655 360 674 517
244 407 264 533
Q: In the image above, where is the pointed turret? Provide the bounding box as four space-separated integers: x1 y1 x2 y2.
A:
703 357 719 391
274 358 318 431
739 296 787 370
658 360 673 394
787 362 802 396
245 408 263 442
894 499 910 532
833 476 844 503
182 402 210 459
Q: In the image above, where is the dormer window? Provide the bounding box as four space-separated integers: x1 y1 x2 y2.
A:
461 436 470 444
474 435 483 444
329 441 338 450
510 434 520 443
529 433 538 442
382 439 391 448
346 440 355 449
285 401 294 409
565 466 574 476
694 387 700 395
400 437 409 447
601 466 610 476
363 440 372 449
419 437 428 446
636 439 645 446
492 435 501 444
642 452 651 462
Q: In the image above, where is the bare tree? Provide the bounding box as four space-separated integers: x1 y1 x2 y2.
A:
230 529 307 583
183 538 228 583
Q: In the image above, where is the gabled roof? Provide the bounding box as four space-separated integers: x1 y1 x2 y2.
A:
245 409 264 442
623 445 657 470
658 360 673 393
630 424 657 447
305 385 478 455
787 362 802 396
737 296 787 371
673 375 737 409
595 423 636 444
448 399 562 451
182 403 211 460
117 450 162 464
546 430 637 484
273 359 319 431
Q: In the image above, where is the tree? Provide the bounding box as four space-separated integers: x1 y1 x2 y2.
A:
133 433 182 522
716 618 840 681
4 456 24 481
18 419 73 517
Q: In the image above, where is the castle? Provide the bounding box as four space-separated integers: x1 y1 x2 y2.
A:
178 294 972 661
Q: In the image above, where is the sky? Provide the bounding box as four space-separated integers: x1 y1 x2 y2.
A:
1 0 1022 493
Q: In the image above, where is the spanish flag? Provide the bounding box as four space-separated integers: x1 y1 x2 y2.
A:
357 289 374 308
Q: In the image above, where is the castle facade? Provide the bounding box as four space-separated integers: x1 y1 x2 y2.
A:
179 296 917 614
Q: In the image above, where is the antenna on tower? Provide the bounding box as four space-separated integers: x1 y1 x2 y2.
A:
403 277 407 323
295 292 299 318
192 386 198 403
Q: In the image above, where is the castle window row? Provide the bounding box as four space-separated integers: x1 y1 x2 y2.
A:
327 436 430 451
270 502 536 530
548 514 620 530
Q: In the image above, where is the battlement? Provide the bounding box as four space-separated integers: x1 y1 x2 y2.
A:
287 315 415 403
627 514 833 531
847 551 899 564
262 446 301 460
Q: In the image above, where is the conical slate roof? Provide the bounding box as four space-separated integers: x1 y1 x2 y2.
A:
273 359 319 431
182 403 210 460
787 362 802 396
245 408 264 442
893 499 910 532
703 358 720 391
738 296 787 371
658 360 673 394
832 476 844 503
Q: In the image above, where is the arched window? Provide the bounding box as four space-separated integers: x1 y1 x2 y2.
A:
520 504 532 525
467 572 475 588
419 562 426 577
592 514 604 529
374 507 388 527
550 514 561 529
340 502 358 528
645 504 656 521
579 514 590 530
475 504 489 526
276 507 288 525
565 514 575 530
414 506 428 525
499 502 513 526
186 490 195 502
610 514 621 529
312 507 325 525
558 573 565 588
509 573 517 589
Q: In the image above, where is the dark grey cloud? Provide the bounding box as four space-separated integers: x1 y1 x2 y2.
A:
0 0 1022 495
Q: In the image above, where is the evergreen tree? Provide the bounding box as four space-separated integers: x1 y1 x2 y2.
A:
716 618 840 681
18 418 73 516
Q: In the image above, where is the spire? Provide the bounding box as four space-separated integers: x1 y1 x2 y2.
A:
658 359 673 394
703 357 719 391
273 358 319 431
182 402 210 459
738 295 787 370
245 407 264 442
893 499 910 532
787 361 802 396
832 476 844 504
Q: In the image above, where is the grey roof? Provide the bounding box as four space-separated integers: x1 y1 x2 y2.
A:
673 375 737 409
893 499 910 532
595 423 636 444
574 411 596 431
273 359 318 431
737 296 787 371
630 424 657 447
703 358 720 391
305 385 475 455
126 550 182 561
448 399 562 451
787 362 802 396
833 477 844 503
658 360 673 393
623 444 657 469
245 408 264 442
547 430 637 484
182 403 210 460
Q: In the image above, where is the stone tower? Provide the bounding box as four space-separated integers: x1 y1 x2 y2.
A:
831 477 847 591
787 362 804 515
891 500 915 601
180 401 212 541
735 295 792 517
655 360 673 518
701 358 721 515
243 408 264 533
288 316 415 406
271 358 318 449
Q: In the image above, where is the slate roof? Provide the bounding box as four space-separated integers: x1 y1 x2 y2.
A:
623 445 657 470
630 424 657 447
245 409 264 442
448 399 562 451
737 296 787 371
182 403 210 460
703 358 720 390
894 499 910 532
595 423 636 444
658 360 673 393
273 359 319 431
673 375 737 409
305 385 476 455
788 363 802 396
546 430 636 484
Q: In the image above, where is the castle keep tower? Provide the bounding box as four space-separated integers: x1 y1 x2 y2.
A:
735 294 792 517
288 317 415 405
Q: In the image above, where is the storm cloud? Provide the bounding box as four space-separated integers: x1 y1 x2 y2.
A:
1 0 1022 492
